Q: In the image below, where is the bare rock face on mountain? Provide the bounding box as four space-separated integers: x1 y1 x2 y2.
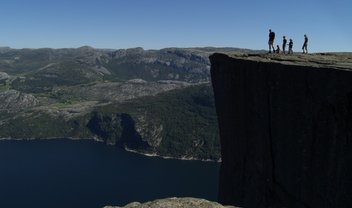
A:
0 72 9 82
210 53 352 208
0 90 39 111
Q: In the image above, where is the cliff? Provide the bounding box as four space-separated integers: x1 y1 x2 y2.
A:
210 53 352 208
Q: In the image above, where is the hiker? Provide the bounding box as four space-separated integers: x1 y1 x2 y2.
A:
268 29 275 53
282 36 287 54
276 45 281 54
288 39 293 54
302 34 308 54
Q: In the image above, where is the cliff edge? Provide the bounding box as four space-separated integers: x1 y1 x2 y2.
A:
210 53 352 208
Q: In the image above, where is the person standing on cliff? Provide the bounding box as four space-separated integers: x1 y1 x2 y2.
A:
302 34 308 54
268 29 275 53
282 36 287 54
288 39 293 54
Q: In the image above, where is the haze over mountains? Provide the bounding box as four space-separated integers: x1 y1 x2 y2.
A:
0 46 260 160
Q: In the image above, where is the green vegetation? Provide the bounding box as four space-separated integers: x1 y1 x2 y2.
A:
88 84 220 160
0 80 11 92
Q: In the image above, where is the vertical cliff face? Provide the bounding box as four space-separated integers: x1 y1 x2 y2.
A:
210 53 352 208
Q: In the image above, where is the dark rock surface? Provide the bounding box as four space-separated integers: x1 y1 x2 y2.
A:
210 53 352 208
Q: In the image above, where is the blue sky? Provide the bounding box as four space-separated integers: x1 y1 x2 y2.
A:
0 0 350 52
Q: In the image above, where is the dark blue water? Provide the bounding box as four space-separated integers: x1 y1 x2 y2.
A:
0 139 219 208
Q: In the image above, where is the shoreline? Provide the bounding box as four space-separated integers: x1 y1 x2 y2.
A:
124 147 221 163
0 137 221 163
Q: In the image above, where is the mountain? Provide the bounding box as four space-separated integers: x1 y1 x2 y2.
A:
0 46 260 160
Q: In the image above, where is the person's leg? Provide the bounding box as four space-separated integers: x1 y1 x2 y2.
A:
271 42 275 52
269 41 274 53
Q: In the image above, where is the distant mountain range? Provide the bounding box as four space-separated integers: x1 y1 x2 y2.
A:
0 46 263 160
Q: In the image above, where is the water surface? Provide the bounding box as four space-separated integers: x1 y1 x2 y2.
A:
0 139 219 207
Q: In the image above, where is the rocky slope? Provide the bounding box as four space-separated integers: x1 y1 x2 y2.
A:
210 53 352 207
104 197 239 208
0 89 39 111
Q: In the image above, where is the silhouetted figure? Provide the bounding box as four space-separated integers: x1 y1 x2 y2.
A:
276 45 280 54
282 36 287 54
268 29 275 53
302 34 308 54
288 39 293 54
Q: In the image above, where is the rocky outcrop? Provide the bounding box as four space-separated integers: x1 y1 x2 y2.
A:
0 72 9 82
0 90 39 111
210 53 352 208
104 197 239 208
